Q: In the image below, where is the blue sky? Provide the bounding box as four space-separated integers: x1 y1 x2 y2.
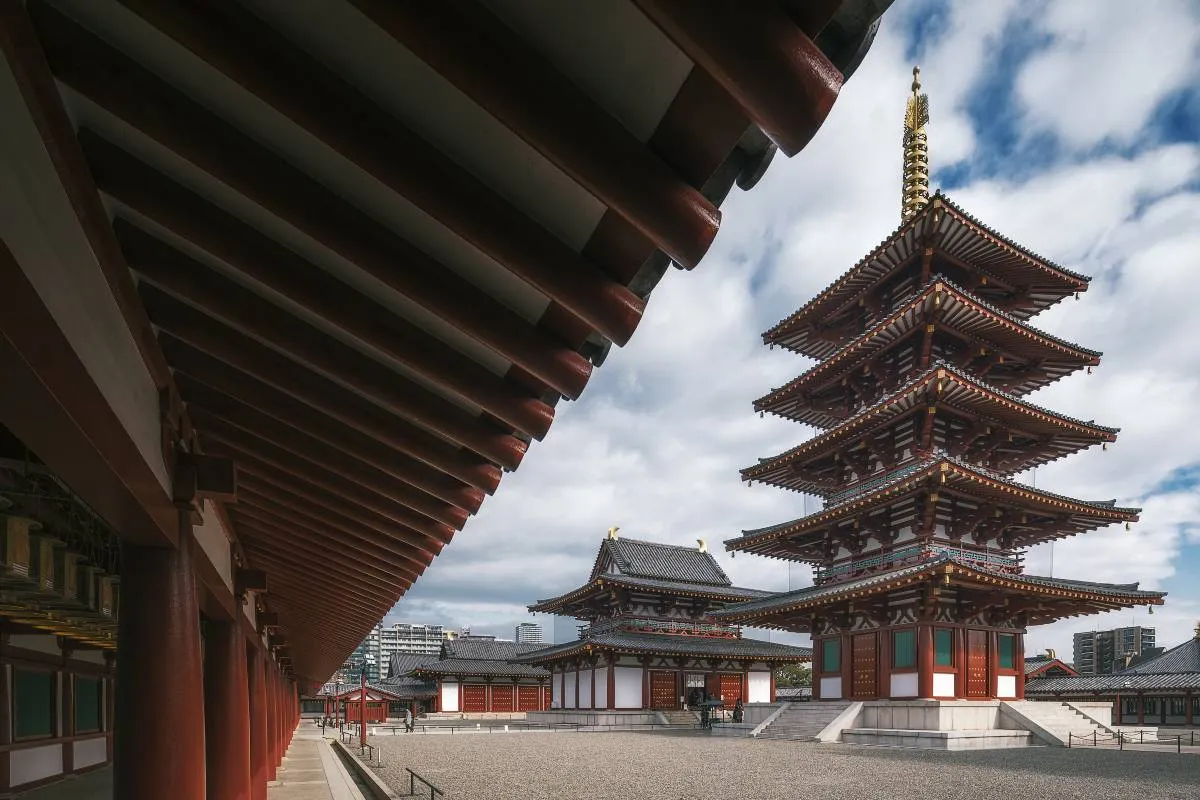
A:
385 0 1200 658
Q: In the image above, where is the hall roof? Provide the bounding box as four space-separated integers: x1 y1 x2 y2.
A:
1024 672 1200 694
516 630 812 663
529 574 769 616
593 536 733 586
0 0 892 684
409 659 549 680
443 637 544 662
1024 655 1079 678
1122 636 1200 675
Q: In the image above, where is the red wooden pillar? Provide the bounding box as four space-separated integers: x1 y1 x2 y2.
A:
265 661 278 781
986 631 998 699
953 627 966 699
1014 633 1026 699
113 524 206 800
641 660 650 709
768 662 777 703
840 634 852 700
1186 690 1194 726
359 670 367 748
247 649 267 800
1137 693 1145 725
205 620 252 800
607 658 616 710
917 625 934 699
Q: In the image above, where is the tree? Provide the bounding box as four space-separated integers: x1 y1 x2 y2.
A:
774 663 812 688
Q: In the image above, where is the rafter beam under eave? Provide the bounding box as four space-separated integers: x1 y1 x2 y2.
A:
118 0 654 341
632 0 841 157
236 524 414 594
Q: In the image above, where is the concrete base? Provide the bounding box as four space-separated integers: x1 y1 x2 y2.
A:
861 700 1005 731
525 710 660 726
843 728 1032 750
709 723 757 737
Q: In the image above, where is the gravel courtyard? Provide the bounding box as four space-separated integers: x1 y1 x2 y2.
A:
368 731 1200 800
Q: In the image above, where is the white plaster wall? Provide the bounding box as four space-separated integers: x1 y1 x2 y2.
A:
193 500 233 593
932 673 956 697
996 675 1017 699
440 682 459 713
819 677 842 700
614 667 642 709
73 736 108 769
0 61 167 493
564 671 576 709
552 672 562 708
9 634 60 656
578 669 593 709
593 667 608 709
9 744 63 787
73 650 107 665
747 671 771 704
890 673 918 698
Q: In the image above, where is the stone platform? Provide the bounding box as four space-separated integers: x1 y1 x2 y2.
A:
843 727 1031 750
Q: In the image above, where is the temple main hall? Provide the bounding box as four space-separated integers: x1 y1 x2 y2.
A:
712 68 1165 703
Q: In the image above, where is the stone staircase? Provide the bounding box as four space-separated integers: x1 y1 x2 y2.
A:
660 709 700 726
1002 701 1114 746
757 702 854 741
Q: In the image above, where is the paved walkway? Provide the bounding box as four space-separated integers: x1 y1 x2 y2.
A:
268 723 366 800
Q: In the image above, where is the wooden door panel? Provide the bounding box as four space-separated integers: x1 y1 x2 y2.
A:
462 684 487 713
649 670 676 709
852 633 877 699
491 685 515 712
517 686 541 711
966 630 988 698
718 674 743 705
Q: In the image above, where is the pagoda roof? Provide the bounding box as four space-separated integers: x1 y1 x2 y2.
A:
408 659 549 680
757 277 1101 389
528 574 769 615
587 536 732 586
744 364 1119 493
709 551 1164 628
729 455 1140 560
765 194 1090 355
515 630 811 664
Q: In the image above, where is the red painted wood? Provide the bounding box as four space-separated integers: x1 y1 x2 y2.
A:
462 685 487 713
204 620 251 800
490 686 515 713
718 674 743 706
851 633 877 699
917 625 934 700
649 671 676 710
247 649 266 800
954 628 967 698
113 522 205 800
516 686 540 712
965 630 988 698
542 686 551 711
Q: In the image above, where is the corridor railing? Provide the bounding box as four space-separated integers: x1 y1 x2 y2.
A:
405 768 443 799
1068 730 1196 752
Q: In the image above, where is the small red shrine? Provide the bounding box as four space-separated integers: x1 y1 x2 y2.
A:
712 68 1164 703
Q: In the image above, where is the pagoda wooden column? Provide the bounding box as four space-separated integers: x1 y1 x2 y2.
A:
986 631 999 699
113 521 206 800
204 620 252 800
265 657 278 781
248 648 267 800
953 627 966 699
1014 633 1026 699
768 662 777 703
917 625 934 699
607 656 616 710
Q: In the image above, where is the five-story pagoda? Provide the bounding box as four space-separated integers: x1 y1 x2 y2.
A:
712 68 1165 703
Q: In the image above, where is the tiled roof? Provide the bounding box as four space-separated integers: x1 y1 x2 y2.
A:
442 637 543 662
1024 656 1077 677
409 658 549 679
377 675 438 698
516 630 811 663
1122 637 1200 674
387 653 439 677
529 574 769 613
597 537 731 587
710 552 1164 621
1024 672 1200 694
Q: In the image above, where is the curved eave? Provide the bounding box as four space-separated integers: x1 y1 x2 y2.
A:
529 576 767 615
764 194 1091 353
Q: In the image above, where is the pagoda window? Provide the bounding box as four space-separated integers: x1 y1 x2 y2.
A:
934 629 954 667
821 639 841 674
997 634 1016 670
892 629 916 669
14 668 54 740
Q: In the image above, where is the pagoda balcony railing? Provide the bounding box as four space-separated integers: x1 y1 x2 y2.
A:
581 617 741 640
824 449 1008 508
814 544 1023 584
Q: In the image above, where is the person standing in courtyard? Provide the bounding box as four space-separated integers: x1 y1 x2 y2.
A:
404 707 414 733
733 698 744 723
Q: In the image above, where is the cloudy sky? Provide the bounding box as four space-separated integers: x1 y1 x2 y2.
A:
386 0 1200 658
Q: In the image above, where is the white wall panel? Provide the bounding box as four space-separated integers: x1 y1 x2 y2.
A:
932 673 956 697
747 671 771 704
564 671 576 709
889 673 918 698
440 682 459 713
73 736 108 769
552 672 562 707
9 744 62 787
614 667 642 709
578 669 593 709
819 677 842 700
996 675 1017 699
593 667 608 709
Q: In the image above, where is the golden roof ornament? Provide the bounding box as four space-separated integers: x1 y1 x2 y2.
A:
607 525 620 540
902 65 930 221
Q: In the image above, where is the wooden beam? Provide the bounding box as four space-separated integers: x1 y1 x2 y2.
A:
191 409 467 530
236 521 417 592
159 329 501 494
118 0 652 340
349 0 719 269
175 373 484 514
31 5 593 398
117 220 551 442
633 0 841 157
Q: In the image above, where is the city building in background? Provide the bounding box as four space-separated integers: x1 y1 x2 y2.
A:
515 622 544 645
1072 626 1156 675
343 622 451 681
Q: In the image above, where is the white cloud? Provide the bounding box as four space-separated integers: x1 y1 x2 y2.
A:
385 1 1200 660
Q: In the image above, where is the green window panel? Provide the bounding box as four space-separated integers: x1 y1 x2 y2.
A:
893 630 916 669
998 634 1016 669
822 640 840 673
934 629 954 666
75 677 102 733
14 670 54 739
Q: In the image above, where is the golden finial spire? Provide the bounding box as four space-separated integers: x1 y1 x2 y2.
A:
607 525 620 540
902 65 930 221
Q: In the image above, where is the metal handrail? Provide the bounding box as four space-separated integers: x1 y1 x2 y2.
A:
406 768 443 799
1068 729 1195 753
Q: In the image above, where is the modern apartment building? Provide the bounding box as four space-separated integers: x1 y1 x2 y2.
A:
1073 626 1156 675
346 622 449 681
515 622 544 645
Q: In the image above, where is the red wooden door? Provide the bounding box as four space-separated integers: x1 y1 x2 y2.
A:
517 686 541 711
718 674 743 706
852 633 877 699
462 685 487 713
542 686 552 710
649 671 676 709
966 630 989 697
491 685 515 713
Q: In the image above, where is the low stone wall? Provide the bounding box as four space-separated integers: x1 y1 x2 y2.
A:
526 710 660 726
710 723 757 738
1065 701 1114 727
860 700 1002 731
843 728 1031 750
740 703 782 725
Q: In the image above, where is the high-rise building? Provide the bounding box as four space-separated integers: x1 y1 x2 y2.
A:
514 622 543 645
1073 626 1156 675
346 622 448 680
